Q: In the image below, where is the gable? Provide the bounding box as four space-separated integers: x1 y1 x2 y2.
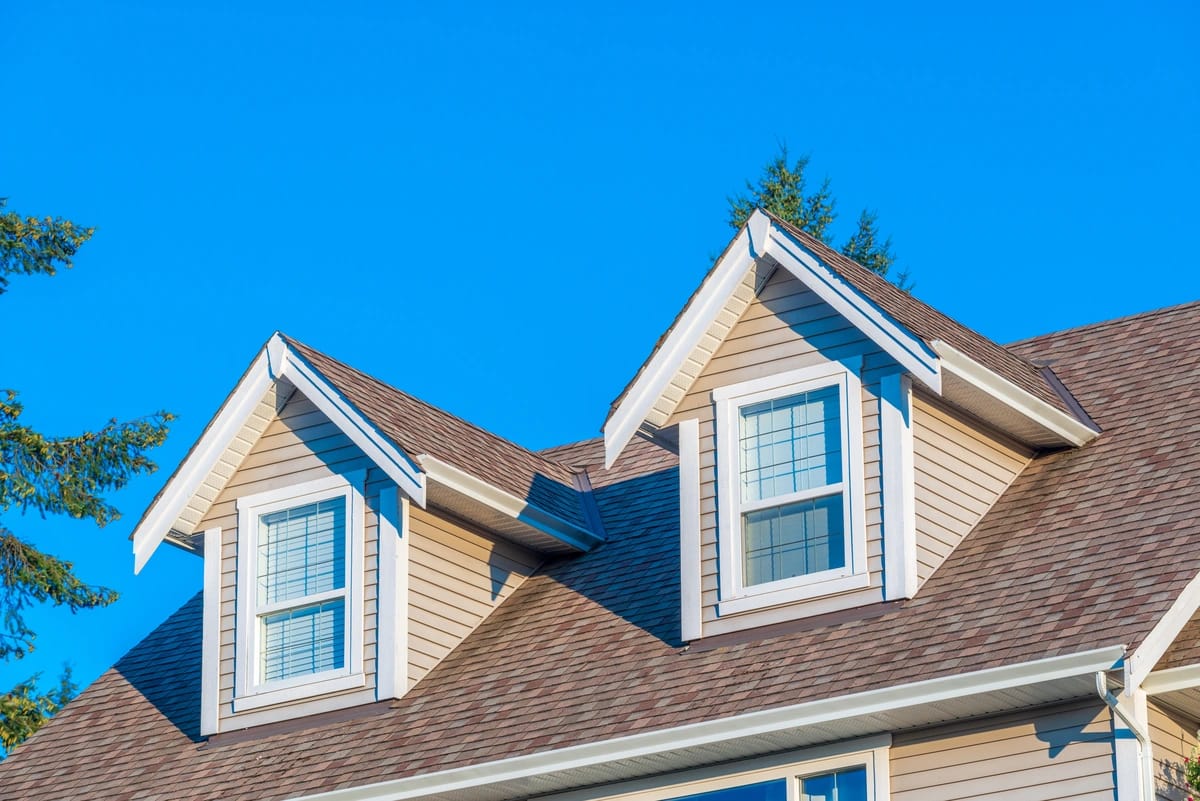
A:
604 210 1098 470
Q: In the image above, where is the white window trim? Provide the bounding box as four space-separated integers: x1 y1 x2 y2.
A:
714 362 868 616
233 470 366 713
540 736 890 801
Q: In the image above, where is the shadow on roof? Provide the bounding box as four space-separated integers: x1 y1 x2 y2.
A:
115 593 204 743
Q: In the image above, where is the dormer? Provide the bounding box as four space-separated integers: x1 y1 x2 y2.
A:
130 334 603 734
605 209 1100 640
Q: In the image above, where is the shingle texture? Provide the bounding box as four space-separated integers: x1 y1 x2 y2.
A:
286 337 591 529
5 302 1200 800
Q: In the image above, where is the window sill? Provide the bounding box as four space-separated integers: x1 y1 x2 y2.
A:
718 571 871 617
232 671 367 713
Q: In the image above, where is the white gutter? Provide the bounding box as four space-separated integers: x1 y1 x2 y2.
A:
1096 672 1154 801
287 645 1125 801
415 454 603 552
931 340 1099 447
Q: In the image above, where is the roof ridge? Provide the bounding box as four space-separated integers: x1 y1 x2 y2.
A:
1007 298 1200 348
282 335 579 477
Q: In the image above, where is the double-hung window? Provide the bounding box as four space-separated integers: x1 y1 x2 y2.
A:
714 363 867 613
234 470 366 711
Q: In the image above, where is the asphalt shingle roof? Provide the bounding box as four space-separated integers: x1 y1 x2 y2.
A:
4 302 1199 800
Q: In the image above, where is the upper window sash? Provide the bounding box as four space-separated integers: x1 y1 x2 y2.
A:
233 470 366 710
713 362 868 613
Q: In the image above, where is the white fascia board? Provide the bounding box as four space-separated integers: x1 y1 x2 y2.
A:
132 348 274 574
931 340 1099 448
1141 664 1200 695
603 228 757 469
761 221 941 394
281 345 426 507
1127 568 1200 692
416 454 602 552
285 645 1126 801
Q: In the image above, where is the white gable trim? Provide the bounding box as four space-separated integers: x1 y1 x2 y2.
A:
604 229 757 468
132 349 274 573
284 645 1125 801
762 221 941 392
132 334 427 573
604 211 941 468
931 340 1098 448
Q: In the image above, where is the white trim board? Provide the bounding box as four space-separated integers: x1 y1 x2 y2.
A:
1127 567 1200 692
131 333 427 573
604 210 941 468
199 526 222 736
285 645 1125 801
1142 663 1200 695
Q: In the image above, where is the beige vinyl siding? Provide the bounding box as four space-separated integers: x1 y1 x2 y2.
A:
407 505 541 685
667 268 895 636
912 394 1032 584
201 391 381 728
891 703 1116 801
1149 701 1199 800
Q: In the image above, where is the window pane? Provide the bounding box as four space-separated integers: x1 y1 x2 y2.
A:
258 497 346 605
670 779 786 801
800 767 867 801
739 387 842 503
261 600 345 682
743 494 845 585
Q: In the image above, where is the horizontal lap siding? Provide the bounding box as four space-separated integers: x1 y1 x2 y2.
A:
407 505 541 686
201 392 383 728
912 394 1032 585
668 269 892 635
891 703 1115 801
1149 701 1199 800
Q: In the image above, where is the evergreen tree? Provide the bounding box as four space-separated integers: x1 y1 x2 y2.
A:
728 147 911 289
0 199 173 755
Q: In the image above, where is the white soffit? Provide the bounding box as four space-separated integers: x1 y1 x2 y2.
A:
287 646 1126 801
417 454 602 554
932 340 1100 449
604 210 941 468
132 334 427 573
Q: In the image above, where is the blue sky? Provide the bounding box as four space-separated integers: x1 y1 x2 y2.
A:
1 1 1197 697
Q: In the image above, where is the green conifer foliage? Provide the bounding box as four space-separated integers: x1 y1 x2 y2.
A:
0 201 173 755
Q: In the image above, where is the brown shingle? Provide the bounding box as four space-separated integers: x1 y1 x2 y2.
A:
6 302 1200 800
285 337 591 529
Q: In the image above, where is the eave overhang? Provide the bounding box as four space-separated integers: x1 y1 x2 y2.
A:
285 645 1126 801
603 210 1100 467
131 334 599 572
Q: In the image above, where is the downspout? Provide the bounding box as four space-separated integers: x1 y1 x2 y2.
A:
1095 672 1155 801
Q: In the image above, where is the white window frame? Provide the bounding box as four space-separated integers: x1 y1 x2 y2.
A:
539 736 890 801
233 470 367 712
714 362 869 615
